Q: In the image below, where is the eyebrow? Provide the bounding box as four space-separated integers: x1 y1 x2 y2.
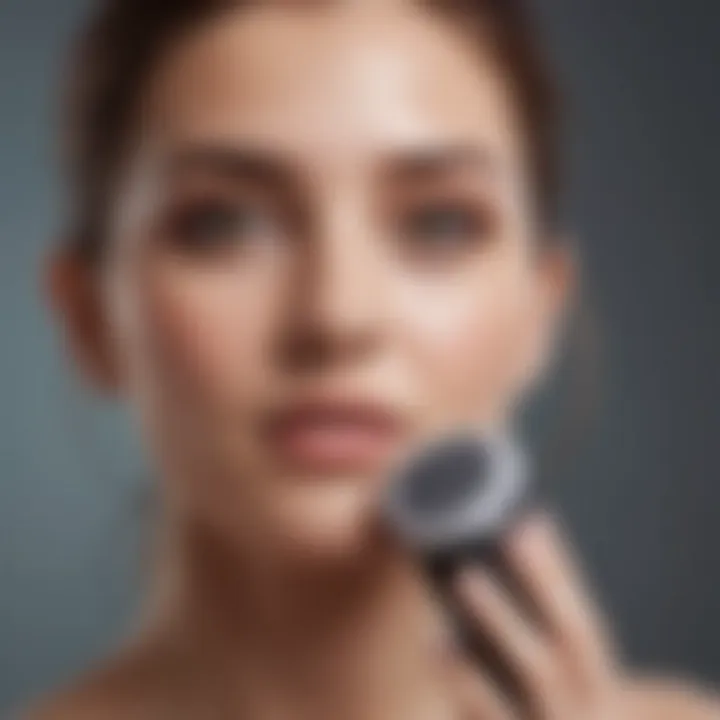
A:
161 141 500 188
385 144 500 182
163 144 295 191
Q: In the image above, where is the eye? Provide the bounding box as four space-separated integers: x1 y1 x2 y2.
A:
400 202 491 256
167 199 277 254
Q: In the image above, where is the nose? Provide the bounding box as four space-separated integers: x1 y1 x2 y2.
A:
280 201 390 371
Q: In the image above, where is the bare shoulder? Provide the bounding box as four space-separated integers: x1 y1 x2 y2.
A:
24 681 120 720
21 647 171 720
24 678 130 719
623 675 720 719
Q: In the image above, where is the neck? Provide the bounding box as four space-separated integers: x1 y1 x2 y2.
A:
137 515 458 720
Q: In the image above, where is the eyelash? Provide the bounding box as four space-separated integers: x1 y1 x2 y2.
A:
164 198 276 253
161 194 494 264
398 200 494 256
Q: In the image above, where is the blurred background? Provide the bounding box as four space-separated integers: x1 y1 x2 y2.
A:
1 0 720 714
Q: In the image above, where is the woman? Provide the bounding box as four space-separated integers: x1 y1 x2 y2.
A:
31 0 718 717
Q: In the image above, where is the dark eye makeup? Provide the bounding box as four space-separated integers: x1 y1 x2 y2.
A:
154 179 498 268
161 194 278 256
398 198 496 260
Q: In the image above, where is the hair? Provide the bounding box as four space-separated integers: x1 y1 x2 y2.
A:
62 0 562 261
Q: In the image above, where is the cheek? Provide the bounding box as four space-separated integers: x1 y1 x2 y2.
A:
107 258 280 425
106 256 292 535
397 262 536 428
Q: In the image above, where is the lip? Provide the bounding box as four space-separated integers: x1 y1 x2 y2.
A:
263 395 409 473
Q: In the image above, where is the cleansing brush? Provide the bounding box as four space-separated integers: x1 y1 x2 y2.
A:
383 429 538 702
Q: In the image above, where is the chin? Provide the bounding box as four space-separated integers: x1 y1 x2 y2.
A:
268 478 388 566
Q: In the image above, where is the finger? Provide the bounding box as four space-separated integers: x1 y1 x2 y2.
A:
502 513 615 683
450 655 515 720
455 567 559 713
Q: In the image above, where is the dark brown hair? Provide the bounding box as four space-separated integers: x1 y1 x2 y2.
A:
62 0 562 261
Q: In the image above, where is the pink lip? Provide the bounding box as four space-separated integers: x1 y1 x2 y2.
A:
264 398 407 473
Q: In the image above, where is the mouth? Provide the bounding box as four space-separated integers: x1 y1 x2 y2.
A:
263 396 409 474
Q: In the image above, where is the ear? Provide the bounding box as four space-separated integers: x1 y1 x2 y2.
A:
44 246 122 393
518 238 578 395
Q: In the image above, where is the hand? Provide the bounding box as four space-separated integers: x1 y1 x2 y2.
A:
447 513 625 719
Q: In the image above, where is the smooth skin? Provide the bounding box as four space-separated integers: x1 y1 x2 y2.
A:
34 2 718 718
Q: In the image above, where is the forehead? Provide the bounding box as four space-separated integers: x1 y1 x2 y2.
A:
140 3 524 173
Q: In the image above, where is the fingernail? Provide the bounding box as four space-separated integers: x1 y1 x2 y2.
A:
513 510 554 544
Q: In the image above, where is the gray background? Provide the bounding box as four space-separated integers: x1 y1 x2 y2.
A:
1 0 719 714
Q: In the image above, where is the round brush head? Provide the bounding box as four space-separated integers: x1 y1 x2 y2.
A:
383 430 532 557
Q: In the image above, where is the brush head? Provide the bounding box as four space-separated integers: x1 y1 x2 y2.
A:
383 430 532 557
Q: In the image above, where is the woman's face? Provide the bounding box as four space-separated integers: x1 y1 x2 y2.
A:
66 3 569 560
